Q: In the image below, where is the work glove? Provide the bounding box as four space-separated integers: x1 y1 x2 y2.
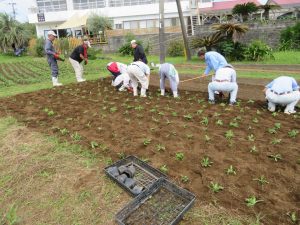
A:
84 59 88 65
54 53 65 61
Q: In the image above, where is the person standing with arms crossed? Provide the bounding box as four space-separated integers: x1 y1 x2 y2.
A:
131 40 148 64
69 37 91 82
45 30 63 86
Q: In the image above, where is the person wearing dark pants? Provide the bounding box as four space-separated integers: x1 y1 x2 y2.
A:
44 30 62 86
131 40 148 64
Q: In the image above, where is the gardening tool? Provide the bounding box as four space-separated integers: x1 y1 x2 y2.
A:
180 74 213 83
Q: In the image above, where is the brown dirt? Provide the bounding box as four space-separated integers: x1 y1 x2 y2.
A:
0 78 299 225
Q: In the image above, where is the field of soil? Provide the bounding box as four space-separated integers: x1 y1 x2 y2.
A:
0 78 299 225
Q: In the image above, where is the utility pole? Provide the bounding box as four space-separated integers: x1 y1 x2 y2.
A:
176 0 191 60
159 0 165 64
9 2 16 20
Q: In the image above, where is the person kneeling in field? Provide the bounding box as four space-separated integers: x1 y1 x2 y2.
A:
159 63 179 98
208 64 238 105
264 76 300 114
107 62 131 92
127 61 150 97
69 37 91 82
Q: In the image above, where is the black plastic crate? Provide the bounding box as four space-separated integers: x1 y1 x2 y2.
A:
104 155 167 196
115 178 196 225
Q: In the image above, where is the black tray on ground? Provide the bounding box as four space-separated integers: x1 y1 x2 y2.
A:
104 155 167 196
115 178 196 225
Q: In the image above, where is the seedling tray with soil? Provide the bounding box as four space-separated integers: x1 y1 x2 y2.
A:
104 155 167 196
115 178 195 225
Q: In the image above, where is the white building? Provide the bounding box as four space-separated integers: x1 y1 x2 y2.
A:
27 0 215 38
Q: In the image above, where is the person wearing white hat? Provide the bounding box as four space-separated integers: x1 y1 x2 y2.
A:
45 30 63 86
69 37 91 82
127 61 150 97
159 63 180 98
131 40 148 64
264 76 300 114
207 64 238 105
106 62 132 92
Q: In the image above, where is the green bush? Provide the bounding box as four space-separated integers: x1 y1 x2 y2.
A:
167 39 184 57
118 32 149 56
87 47 101 60
35 38 45 57
217 40 246 61
279 22 300 50
245 40 274 61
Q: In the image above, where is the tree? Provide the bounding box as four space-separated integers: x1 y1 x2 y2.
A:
232 2 258 22
0 13 31 53
191 32 224 51
86 14 112 35
258 4 281 20
212 23 249 43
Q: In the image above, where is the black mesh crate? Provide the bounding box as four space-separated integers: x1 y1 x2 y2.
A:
104 155 167 196
115 178 196 225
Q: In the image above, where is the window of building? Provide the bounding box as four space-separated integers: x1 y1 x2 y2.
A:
139 20 146 29
164 18 172 27
37 0 67 12
115 24 122 29
73 0 105 9
109 0 157 7
200 0 211 2
130 21 138 29
123 21 130 29
146 20 154 28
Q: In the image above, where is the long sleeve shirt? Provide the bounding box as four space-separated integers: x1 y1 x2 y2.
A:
214 67 236 82
266 76 299 93
133 45 148 64
131 61 150 75
44 39 56 58
204 51 228 75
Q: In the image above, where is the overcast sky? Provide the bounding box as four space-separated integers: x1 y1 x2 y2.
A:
0 0 268 23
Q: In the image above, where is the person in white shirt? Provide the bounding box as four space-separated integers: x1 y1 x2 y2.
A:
159 63 179 98
107 62 131 91
207 64 238 105
127 61 150 97
264 76 300 114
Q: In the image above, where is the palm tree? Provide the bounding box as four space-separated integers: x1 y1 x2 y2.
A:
258 3 281 20
212 23 249 43
191 32 224 51
232 2 258 22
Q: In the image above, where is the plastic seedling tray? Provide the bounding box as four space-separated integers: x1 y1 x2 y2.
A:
115 178 196 225
104 155 167 196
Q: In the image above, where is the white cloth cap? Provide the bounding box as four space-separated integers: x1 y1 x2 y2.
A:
130 40 136 44
84 40 91 48
48 30 57 37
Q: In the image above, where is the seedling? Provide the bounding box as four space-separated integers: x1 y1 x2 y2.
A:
143 138 151 146
186 134 194 140
272 112 278 117
110 106 117 113
253 175 269 186
247 99 255 104
90 141 99 149
288 129 299 138
175 152 184 161
171 112 178 117
71 132 81 141
268 153 282 162
201 117 209 126
250 145 258 153
181 175 189 183
196 109 203 115
117 152 126 159
204 135 211 142
226 165 237 175
59 128 69 135
158 111 165 116
141 157 150 163
166 119 171 125
150 108 157 113
160 165 168 174
252 117 258 123
183 114 193 120
201 156 213 167
198 99 205 104
248 134 255 141
245 196 263 207
213 112 221 117
256 110 261 115
216 119 223 126
229 121 239 128
156 144 166 152
274 122 281 129
105 158 113 165
209 182 224 193
225 130 234 140
287 211 298 224
152 117 159 123
268 128 277 134
135 105 144 111
271 138 281 145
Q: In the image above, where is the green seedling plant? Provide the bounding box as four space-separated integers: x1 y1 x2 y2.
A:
110 106 117 112
252 117 258 123
117 152 126 159
90 141 99 149
160 165 168 174
201 156 213 167
143 138 151 146
196 109 203 115
226 165 237 175
209 182 224 193
253 175 269 186
250 145 258 153
268 127 277 134
245 196 263 207
156 144 166 152
272 112 278 117
183 114 193 120
248 134 255 141
288 129 299 138
181 175 189 183
213 112 221 117
59 128 69 135
201 117 209 126
271 138 282 145
175 152 184 161
225 130 234 140
274 122 281 129
171 111 177 117
287 211 298 224
204 134 211 142
71 132 81 141
247 99 255 104
229 121 239 128
216 119 223 126
186 134 194 140
268 153 282 162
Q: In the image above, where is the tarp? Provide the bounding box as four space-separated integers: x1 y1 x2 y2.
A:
56 14 88 29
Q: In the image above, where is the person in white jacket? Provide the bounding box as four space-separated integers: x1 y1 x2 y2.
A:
159 63 179 98
107 62 131 91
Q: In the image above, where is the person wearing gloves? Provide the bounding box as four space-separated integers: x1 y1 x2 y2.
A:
159 63 180 98
207 64 238 105
44 30 64 86
106 62 132 91
127 61 150 97
131 40 148 64
264 76 300 114
69 37 91 82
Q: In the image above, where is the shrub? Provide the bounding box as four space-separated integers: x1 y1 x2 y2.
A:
118 32 149 56
87 47 101 60
167 39 184 57
279 22 300 50
244 40 274 61
217 40 246 61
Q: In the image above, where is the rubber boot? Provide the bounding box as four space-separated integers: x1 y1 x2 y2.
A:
173 91 178 98
161 89 165 96
52 77 62 86
141 88 147 97
133 87 138 96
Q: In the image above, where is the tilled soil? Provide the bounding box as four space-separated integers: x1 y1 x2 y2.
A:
0 78 299 225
